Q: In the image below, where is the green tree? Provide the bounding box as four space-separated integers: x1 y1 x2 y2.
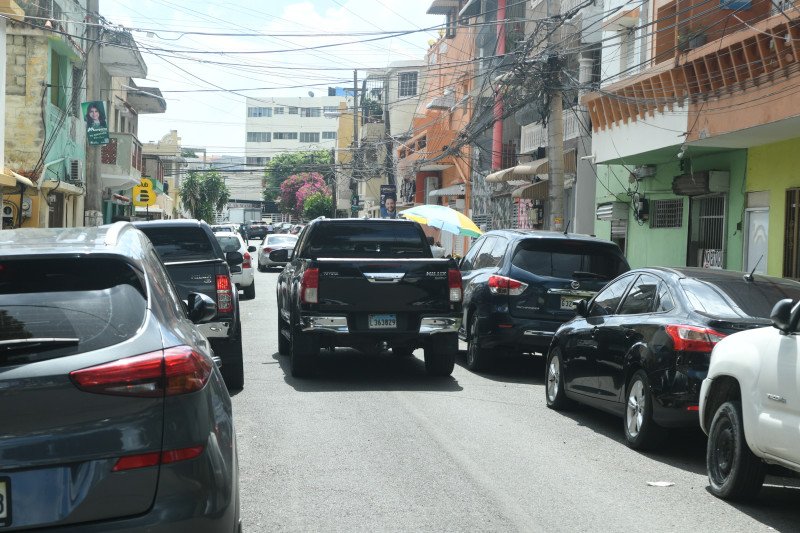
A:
303 192 333 219
179 170 229 222
263 150 333 202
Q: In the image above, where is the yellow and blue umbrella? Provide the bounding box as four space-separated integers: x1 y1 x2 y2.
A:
400 204 483 238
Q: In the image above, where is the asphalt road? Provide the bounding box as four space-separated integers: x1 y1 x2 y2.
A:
232 264 800 532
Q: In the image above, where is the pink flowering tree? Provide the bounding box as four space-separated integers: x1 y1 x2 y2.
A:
279 172 331 219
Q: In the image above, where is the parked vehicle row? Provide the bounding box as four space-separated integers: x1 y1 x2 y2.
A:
258 233 298 271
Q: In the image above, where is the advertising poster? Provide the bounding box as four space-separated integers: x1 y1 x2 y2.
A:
379 184 397 219
82 100 110 145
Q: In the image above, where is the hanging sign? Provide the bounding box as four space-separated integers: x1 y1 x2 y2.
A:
82 100 110 145
132 178 156 207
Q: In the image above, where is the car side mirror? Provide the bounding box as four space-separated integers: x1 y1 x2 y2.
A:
187 292 217 323
247 245 257 253
574 299 588 317
771 298 794 334
225 251 244 266
269 248 290 263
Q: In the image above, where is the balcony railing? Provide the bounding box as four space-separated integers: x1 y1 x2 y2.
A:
520 108 584 154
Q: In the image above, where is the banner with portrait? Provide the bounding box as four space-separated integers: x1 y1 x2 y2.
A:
380 184 397 219
82 100 110 145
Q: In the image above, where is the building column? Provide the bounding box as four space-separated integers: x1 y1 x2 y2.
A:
575 54 596 235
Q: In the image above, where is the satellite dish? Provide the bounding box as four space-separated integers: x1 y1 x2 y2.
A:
308 91 315 97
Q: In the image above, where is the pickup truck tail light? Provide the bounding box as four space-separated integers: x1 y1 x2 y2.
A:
70 346 212 397
216 274 234 312
664 325 727 353
448 268 462 302
301 267 319 304
488 275 529 296
243 252 252 269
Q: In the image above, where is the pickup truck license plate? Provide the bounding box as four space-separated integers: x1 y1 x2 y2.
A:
369 314 397 329
560 296 577 310
0 477 10 527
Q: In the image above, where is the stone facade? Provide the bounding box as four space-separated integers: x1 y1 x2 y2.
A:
5 32 47 171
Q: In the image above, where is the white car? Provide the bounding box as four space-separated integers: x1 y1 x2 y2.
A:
700 297 800 500
215 231 257 299
258 234 298 271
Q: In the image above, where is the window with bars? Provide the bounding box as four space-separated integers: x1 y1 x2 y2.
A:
246 156 270 166
323 106 338 114
398 72 418 97
274 132 298 140
300 107 322 117
322 131 337 140
288 107 298 114
273 107 284 114
247 107 272 118
299 132 320 143
246 132 271 142
649 199 684 228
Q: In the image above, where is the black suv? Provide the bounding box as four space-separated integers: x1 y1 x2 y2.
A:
459 230 629 372
245 221 270 240
134 220 245 389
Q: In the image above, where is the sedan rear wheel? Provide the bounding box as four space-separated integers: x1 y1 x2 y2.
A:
623 369 664 450
545 348 571 410
707 401 765 500
466 315 492 372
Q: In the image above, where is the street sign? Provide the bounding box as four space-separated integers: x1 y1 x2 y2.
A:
132 178 157 207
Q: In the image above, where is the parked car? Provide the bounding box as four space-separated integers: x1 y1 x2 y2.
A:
215 231 257 299
258 233 298 271
0 223 240 531
245 221 270 240
289 224 304 235
133 219 245 390
211 223 239 234
700 297 800 500
459 230 629 372
546 267 800 450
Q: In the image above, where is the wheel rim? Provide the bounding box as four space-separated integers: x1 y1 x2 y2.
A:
467 318 477 365
547 355 560 402
709 416 735 485
626 379 645 438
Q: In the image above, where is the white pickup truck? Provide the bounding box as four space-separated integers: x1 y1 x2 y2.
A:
699 297 800 500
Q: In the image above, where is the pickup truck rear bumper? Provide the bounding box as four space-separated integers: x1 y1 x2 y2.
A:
299 315 460 335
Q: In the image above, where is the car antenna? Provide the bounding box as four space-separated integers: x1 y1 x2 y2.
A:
743 255 763 282
563 220 571 236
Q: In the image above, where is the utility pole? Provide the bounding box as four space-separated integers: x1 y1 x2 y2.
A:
84 0 103 226
575 53 595 234
351 70 359 212
546 0 565 232
491 0 506 171
382 75 394 187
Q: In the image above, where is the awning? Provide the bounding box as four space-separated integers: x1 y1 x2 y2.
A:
484 168 515 183
9 170 34 188
429 183 465 197
40 179 84 196
102 174 141 190
512 149 578 177
512 180 549 200
112 193 131 205
596 202 628 221
418 163 453 171
458 0 480 18
135 206 163 213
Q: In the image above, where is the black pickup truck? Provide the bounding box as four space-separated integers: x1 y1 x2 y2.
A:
271 218 462 378
133 220 245 390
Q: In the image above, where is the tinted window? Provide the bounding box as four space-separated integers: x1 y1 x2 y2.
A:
656 282 675 312
511 239 627 280
590 276 633 316
266 235 298 246
473 237 498 269
618 274 660 315
0 258 147 363
140 227 217 261
461 237 489 270
681 277 800 318
216 235 242 253
489 238 508 265
305 223 430 258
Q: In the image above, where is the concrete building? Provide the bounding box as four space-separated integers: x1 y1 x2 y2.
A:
143 130 186 219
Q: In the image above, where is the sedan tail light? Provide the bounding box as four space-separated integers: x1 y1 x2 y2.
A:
301 267 319 304
448 268 462 302
488 275 529 296
242 251 252 269
216 274 234 312
262 246 273 254
664 325 727 353
70 346 212 397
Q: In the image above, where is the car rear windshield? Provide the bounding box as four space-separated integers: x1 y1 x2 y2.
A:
511 240 628 280
0 257 147 364
267 235 297 246
140 226 217 262
216 235 241 253
305 223 430 258
681 277 800 318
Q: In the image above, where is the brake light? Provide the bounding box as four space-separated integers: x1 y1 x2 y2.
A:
488 275 528 296
216 274 233 312
70 346 212 397
112 445 205 472
664 325 727 353
243 252 252 269
301 267 319 303
448 268 462 302
262 246 273 254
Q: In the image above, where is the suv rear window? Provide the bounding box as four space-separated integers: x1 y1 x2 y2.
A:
216 235 241 253
305 222 430 258
140 227 217 262
511 240 627 280
681 278 800 318
0 258 147 363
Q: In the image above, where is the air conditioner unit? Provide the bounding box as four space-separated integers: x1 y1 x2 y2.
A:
68 159 83 183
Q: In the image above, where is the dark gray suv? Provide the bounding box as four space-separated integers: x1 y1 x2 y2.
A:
0 223 240 531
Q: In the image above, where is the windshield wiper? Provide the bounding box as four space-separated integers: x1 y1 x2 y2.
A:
0 338 80 356
572 271 608 280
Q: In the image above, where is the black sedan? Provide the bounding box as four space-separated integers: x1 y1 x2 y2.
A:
545 267 800 450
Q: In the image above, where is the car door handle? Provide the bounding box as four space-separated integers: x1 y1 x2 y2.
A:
591 327 599 338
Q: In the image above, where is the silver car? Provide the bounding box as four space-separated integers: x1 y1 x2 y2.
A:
0 224 240 532
258 233 298 270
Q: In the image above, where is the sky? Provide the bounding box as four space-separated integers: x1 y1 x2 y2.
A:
101 0 444 156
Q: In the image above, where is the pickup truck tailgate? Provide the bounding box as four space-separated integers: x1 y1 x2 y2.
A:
317 259 453 314
162 259 222 301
